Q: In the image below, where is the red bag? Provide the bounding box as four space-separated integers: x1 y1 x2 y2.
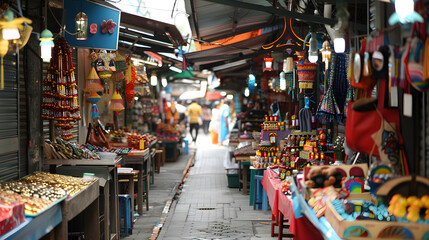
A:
346 78 402 155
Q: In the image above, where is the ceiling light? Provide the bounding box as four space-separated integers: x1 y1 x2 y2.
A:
244 87 249 97
334 37 345 53
308 32 318 63
220 91 226 96
279 72 286 90
161 77 167 87
226 94 233 100
39 29 54 62
150 72 157 86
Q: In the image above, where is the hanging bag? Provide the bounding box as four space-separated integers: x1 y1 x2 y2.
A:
404 21 428 91
86 122 110 149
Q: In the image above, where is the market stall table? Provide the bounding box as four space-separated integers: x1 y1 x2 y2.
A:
235 156 252 195
54 178 100 239
0 198 63 240
261 168 282 237
158 139 181 162
45 157 121 240
123 149 150 213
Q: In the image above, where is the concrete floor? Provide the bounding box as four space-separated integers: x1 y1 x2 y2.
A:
123 132 282 240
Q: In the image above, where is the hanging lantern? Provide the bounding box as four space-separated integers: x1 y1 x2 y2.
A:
39 29 54 62
110 91 125 112
87 92 101 118
161 76 167 87
2 10 20 40
110 71 124 83
150 72 157 86
244 87 249 97
75 12 88 40
84 67 104 92
264 54 274 72
389 0 423 25
321 40 332 70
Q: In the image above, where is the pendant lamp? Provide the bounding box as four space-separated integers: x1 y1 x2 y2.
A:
39 29 54 62
264 54 274 72
110 91 125 112
87 92 101 118
84 67 104 92
75 12 88 40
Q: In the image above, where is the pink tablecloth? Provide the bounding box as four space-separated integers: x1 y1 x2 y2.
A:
261 169 281 215
277 184 324 240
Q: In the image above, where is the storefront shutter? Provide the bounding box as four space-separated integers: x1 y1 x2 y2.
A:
0 53 19 181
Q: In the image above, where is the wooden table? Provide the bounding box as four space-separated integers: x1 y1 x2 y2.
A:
123 149 150 214
45 158 121 240
235 156 254 195
54 179 100 239
158 139 181 162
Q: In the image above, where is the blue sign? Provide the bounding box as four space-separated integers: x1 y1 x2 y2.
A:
64 0 120 50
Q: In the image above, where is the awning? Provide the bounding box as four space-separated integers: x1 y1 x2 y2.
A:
119 12 186 54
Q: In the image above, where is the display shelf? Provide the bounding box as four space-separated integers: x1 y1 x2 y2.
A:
44 157 122 166
55 179 100 239
0 199 62 240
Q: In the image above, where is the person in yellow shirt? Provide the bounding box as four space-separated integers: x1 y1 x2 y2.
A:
186 100 202 142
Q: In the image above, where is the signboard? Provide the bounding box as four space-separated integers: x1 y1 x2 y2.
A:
64 0 120 50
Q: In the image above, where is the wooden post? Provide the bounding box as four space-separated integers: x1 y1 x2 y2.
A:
24 0 44 172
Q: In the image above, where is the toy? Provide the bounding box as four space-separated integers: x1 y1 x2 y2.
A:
305 168 324 188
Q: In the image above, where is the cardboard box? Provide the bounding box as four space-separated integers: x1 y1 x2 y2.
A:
325 201 429 239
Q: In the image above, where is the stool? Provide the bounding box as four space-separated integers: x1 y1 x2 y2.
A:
253 175 268 211
249 167 264 206
155 150 164 173
118 171 138 221
183 139 189 154
119 194 132 236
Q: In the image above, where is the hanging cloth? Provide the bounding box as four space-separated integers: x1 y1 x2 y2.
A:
299 97 312 132
316 53 342 124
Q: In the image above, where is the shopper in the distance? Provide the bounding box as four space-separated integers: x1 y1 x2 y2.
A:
202 104 211 135
186 100 202 143
219 100 230 145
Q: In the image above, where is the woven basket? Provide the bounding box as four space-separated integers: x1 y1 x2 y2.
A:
297 63 317 82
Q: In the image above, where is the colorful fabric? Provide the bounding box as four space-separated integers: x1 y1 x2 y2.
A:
219 104 230 142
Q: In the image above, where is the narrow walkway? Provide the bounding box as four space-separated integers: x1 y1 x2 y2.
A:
158 134 276 240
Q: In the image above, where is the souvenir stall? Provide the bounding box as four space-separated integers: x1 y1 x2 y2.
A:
238 1 429 239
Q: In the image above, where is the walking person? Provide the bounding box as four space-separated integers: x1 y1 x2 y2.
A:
219 100 230 145
202 105 211 134
186 100 202 143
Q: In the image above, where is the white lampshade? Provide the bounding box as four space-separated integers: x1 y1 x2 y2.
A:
40 44 52 62
334 37 345 53
279 72 286 90
161 77 167 87
150 73 157 86
244 87 249 97
395 0 414 20
308 53 318 63
2 27 20 40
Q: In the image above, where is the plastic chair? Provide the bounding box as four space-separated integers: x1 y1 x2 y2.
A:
253 175 268 211
119 194 132 236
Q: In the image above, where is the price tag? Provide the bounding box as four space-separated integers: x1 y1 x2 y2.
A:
139 139 145 150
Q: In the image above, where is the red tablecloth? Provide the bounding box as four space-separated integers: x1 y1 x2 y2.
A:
278 192 296 233
262 169 281 215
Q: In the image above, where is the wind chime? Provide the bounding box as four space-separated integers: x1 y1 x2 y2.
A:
124 56 136 108
84 66 104 118
41 37 81 140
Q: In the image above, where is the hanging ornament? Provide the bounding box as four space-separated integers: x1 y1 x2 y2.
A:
248 74 255 93
124 59 135 108
41 37 81 140
114 52 127 71
110 70 124 83
110 91 125 112
100 19 117 34
84 66 104 92
87 92 101 118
